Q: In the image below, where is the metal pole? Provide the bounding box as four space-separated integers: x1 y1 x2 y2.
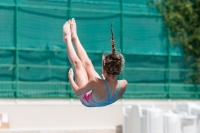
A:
14 0 18 98
120 0 125 83
167 29 171 98
68 0 72 19
68 0 73 98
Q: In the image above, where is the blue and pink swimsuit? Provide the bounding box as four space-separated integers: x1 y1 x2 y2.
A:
80 79 120 107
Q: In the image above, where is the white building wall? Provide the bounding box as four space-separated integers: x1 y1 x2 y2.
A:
0 99 197 133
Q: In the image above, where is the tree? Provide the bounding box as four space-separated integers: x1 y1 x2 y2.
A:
150 0 200 83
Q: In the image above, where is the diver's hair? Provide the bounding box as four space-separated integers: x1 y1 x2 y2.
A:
111 24 116 57
102 23 125 76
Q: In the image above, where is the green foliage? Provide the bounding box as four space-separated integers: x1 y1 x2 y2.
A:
150 0 200 83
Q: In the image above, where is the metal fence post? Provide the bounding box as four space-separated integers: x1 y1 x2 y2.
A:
120 0 125 83
167 29 171 98
14 0 19 98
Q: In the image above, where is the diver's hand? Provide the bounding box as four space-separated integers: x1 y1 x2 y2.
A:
68 68 74 80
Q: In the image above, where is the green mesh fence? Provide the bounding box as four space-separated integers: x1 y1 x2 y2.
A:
0 0 199 99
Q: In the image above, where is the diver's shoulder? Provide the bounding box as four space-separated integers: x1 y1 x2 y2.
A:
119 79 128 88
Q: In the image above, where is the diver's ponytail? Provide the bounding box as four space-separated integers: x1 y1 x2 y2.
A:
110 23 116 57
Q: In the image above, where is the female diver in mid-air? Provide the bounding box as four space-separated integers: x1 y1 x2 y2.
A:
63 18 128 107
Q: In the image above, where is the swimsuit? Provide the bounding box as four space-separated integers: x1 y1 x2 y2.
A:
81 79 121 107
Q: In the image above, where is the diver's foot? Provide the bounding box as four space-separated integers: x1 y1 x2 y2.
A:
70 18 78 40
63 20 71 42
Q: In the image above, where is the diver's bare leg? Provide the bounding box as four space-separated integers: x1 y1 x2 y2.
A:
63 20 88 87
70 18 101 80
